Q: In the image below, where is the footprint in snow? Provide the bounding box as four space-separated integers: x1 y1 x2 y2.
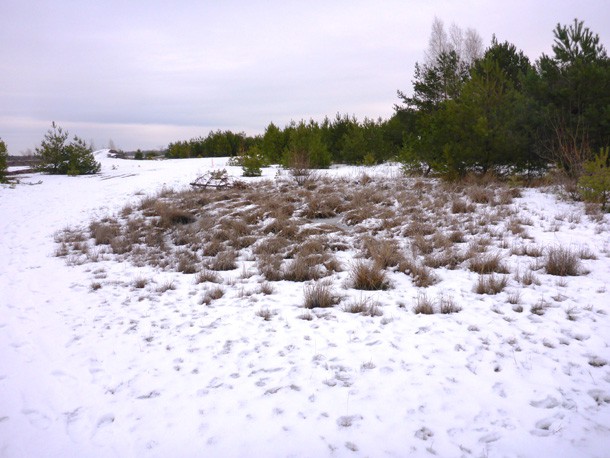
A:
530 395 560 409
96 413 115 428
21 409 51 429
337 415 363 428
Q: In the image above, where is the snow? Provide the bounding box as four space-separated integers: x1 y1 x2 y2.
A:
1 151 609 457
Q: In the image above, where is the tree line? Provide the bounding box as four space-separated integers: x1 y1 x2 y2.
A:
165 18 609 182
3 17 606 183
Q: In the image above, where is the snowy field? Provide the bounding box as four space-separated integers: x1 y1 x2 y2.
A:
1 151 609 457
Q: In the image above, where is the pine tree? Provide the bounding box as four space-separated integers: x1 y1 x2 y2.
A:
36 122 100 175
0 138 8 182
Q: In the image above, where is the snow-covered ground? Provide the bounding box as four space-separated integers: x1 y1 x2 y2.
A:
1 151 609 457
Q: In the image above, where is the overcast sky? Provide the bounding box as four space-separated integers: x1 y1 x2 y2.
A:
1 0 608 154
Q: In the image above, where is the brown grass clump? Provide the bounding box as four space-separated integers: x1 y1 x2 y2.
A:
475 274 508 294
439 296 462 314
201 286 225 305
362 237 404 269
195 269 221 284
468 186 495 204
208 249 237 271
303 281 341 309
257 254 283 282
399 258 439 287
451 199 475 214
255 308 273 321
283 254 324 282
545 246 581 276
303 192 344 219
90 221 120 245
350 260 390 290
468 252 508 274
413 293 435 314
155 202 196 227
343 297 383 317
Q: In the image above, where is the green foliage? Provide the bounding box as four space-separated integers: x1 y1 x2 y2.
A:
134 150 144 160
241 145 264 177
261 122 286 164
0 138 7 182
35 122 100 175
578 147 610 210
284 120 331 169
166 130 252 159
532 19 610 176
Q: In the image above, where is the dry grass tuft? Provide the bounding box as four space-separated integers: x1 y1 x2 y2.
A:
155 202 196 227
362 237 404 269
350 260 390 290
475 274 508 295
545 246 581 276
195 269 222 284
439 296 462 314
343 297 383 317
413 293 435 314
208 249 237 271
201 286 225 305
303 281 341 309
451 199 475 214
468 252 508 274
255 308 273 321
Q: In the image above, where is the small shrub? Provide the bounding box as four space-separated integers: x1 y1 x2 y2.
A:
303 281 340 309
350 260 390 290
545 246 580 276
578 147 610 210
241 145 264 177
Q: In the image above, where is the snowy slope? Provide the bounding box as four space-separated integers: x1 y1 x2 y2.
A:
1 154 609 458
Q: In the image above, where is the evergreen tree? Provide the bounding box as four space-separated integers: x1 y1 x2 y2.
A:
35 122 100 175
0 138 8 182
532 19 610 176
